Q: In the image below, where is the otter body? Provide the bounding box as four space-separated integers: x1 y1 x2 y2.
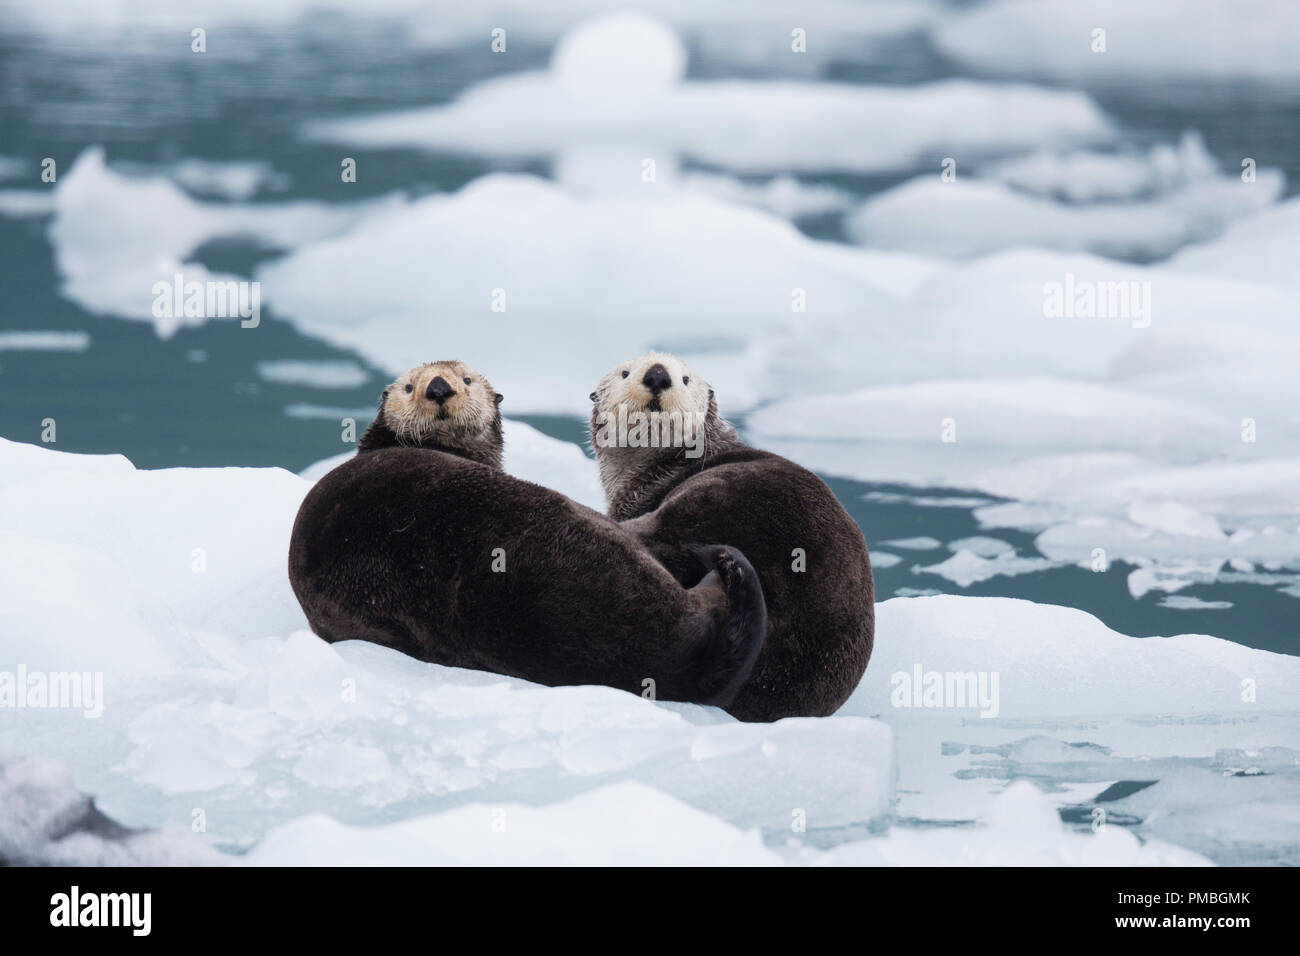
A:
289 361 767 708
591 354 874 722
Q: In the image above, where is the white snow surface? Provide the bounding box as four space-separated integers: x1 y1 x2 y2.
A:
2 438 1298 865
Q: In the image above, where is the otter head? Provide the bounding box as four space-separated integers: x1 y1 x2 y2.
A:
359 360 504 469
588 352 740 518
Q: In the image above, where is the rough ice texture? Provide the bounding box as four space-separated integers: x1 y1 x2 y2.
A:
3 438 1298 864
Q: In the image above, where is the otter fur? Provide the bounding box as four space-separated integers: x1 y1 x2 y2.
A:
590 352 874 722
289 361 768 708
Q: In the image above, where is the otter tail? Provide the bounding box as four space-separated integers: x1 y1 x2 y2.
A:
685 544 767 708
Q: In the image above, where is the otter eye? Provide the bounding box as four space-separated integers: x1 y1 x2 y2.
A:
682 376 690 385
404 383 413 393
463 377 472 385
621 370 629 379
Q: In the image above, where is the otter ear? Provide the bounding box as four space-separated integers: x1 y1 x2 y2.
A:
588 391 597 402
378 388 390 410
494 392 504 406
707 388 714 399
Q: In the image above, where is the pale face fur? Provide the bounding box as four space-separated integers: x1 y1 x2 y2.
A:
589 352 712 421
380 360 503 463
589 352 738 515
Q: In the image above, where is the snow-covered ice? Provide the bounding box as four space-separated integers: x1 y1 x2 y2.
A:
2 437 1297 865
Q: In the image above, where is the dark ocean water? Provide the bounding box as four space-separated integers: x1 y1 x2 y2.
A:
1 16 1297 656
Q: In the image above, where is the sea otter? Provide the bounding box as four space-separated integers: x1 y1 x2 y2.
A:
289 361 767 708
589 352 874 722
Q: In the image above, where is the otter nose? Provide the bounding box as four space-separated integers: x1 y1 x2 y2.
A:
641 363 672 395
425 376 455 404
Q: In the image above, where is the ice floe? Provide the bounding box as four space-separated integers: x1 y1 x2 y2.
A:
846 136 1284 260
256 172 905 413
48 148 402 335
256 359 371 389
933 0 1300 86
306 17 1112 174
2 437 1298 864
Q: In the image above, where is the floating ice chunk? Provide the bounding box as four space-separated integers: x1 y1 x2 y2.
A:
1037 518 1300 573
916 549 1054 588
1160 596 1233 611
844 595 1300 719
258 173 905 413
1126 562 1225 600
0 190 55 217
947 536 1014 558
869 552 902 569
0 437 893 854
750 378 1230 454
0 330 90 352
984 134 1223 203
845 165 1283 260
307 37 1112 174
933 0 1300 84
880 536 941 551
1128 500 1224 539
48 148 402 333
168 158 288 200
256 359 370 389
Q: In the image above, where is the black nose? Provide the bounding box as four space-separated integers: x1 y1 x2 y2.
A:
425 376 455 404
641 363 672 395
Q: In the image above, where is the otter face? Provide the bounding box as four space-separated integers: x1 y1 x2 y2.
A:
589 352 713 423
380 360 503 449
